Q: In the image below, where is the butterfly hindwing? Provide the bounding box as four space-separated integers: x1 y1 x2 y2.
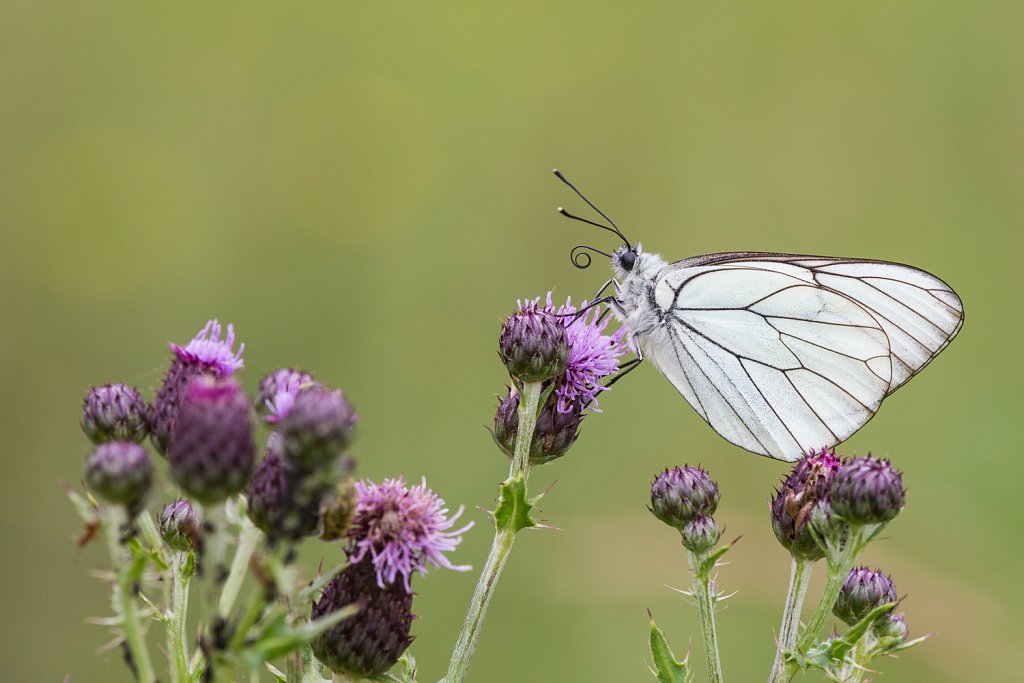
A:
640 254 962 460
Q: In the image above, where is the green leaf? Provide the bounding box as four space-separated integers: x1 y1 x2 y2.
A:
264 661 287 682
648 612 690 683
493 475 536 533
239 604 358 668
829 601 899 660
297 562 348 606
694 537 734 579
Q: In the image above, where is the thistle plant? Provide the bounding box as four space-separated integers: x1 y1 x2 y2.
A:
70 309 931 683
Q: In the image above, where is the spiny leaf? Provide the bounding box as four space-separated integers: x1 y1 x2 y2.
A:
493 475 536 533
648 611 690 683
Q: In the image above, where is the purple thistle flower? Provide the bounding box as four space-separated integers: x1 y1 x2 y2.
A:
256 368 317 424
85 441 154 515
348 476 473 592
540 293 629 413
152 320 245 454
170 319 244 375
499 301 569 383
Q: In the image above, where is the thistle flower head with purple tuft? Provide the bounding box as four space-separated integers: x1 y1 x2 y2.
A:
540 293 629 412
348 476 473 592
257 368 317 424
170 319 245 375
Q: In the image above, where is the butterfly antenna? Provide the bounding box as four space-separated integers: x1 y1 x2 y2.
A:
553 169 631 247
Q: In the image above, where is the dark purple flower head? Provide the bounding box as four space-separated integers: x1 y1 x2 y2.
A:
85 441 153 514
833 567 898 626
499 300 569 383
542 294 629 413
81 383 149 444
152 320 244 454
492 388 583 465
770 448 844 560
159 499 202 553
246 448 322 541
168 375 256 503
256 368 317 424
348 476 473 592
311 556 414 678
170 319 244 375
281 387 357 471
650 465 720 530
830 455 905 525
681 514 720 553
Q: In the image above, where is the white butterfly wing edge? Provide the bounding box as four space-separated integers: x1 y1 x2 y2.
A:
642 253 963 461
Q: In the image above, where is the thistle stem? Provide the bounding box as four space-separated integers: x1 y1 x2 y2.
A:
100 506 157 683
169 553 193 683
686 548 723 683
219 524 260 617
442 381 543 683
767 557 813 683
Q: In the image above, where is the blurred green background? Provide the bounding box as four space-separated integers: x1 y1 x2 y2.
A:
2 2 1021 681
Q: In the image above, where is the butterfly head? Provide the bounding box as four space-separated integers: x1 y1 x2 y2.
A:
612 243 642 278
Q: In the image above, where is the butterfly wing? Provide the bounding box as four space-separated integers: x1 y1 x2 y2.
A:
642 253 963 460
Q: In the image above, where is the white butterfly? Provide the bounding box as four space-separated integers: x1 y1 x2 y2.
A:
555 170 964 462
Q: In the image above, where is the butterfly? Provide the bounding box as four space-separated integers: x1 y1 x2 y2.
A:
554 170 964 462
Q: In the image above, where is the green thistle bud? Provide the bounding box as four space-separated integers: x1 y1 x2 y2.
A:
876 613 909 642
681 514 719 553
159 499 201 552
498 302 569 383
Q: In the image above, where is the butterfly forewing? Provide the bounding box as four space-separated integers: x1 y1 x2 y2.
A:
642 253 962 460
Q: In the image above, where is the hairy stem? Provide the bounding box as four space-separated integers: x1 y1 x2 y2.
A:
687 548 724 683
442 381 543 683
101 506 157 683
768 557 813 683
169 553 193 683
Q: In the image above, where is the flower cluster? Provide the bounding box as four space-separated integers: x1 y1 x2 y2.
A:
75 318 473 682
649 465 721 553
494 292 628 465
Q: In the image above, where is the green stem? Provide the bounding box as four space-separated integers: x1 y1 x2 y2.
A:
169 554 194 683
299 645 328 683
442 381 543 683
768 557 813 683
686 549 723 683
219 525 260 617
509 381 542 480
332 672 361 683
101 506 158 683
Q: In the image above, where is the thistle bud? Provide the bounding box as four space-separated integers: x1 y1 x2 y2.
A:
159 499 202 552
649 466 719 530
168 376 255 503
246 449 320 541
681 515 719 553
498 302 569 383
319 478 358 541
81 384 149 444
311 557 414 678
281 387 357 471
152 320 244 455
770 448 843 561
833 567 897 626
876 613 909 642
85 441 153 514
829 455 905 525
256 368 317 423
492 389 582 465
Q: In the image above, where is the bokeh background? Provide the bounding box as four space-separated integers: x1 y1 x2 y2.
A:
2 3 1021 681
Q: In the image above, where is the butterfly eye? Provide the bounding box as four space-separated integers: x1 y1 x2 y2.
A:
620 250 638 272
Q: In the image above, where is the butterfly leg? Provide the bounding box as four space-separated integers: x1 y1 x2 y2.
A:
591 278 621 301
604 356 643 389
